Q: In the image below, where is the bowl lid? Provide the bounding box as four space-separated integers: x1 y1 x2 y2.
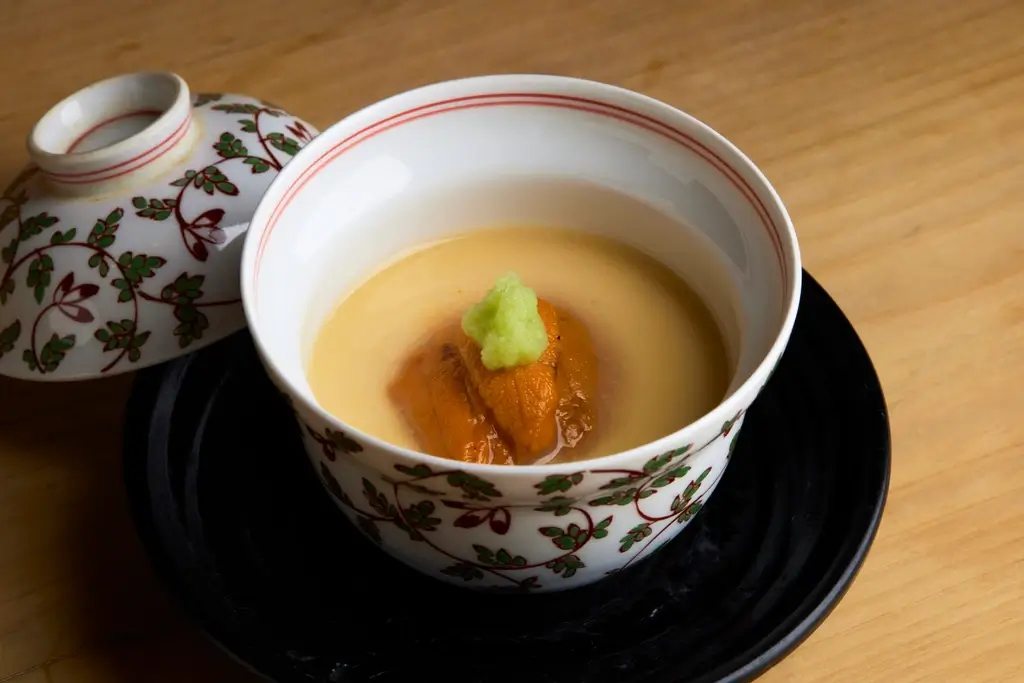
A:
0 71 318 382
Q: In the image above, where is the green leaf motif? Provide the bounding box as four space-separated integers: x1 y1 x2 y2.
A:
727 432 740 460
592 516 613 539
598 472 645 491
238 118 257 133
170 170 197 187
194 93 223 107
538 522 588 551
186 166 239 196
501 576 542 591
308 425 363 460
18 212 58 242
355 516 382 545
86 254 109 277
357 479 440 543
687 467 712 497
589 487 640 507
446 471 502 501
87 208 122 250
394 463 434 478
266 131 300 156
94 318 130 342
671 467 712 516
473 544 527 568
93 319 149 361
401 500 441 533
643 452 674 475
362 478 394 519
721 414 741 436
619 523 652 553
319 462 346 502
441 562 484 582
643 444 692 476
534 472 584 495
0 319 20 357
675 501 703 524
214 131 249 159
49 227 76 245
156 272 208 348
159 272 204 304
545 554 584 579
128 333 150 362
211 102 261 115
36 333 75 373
131 196 176 221
0 204 18 232
1 237 17 264
115 251 167 284
243 157 271 173
111 278 132 302
25 254 54 304
0 277 14 305
650 464 691 490
325 428 363 455
534 495 574 516
172 302 209 348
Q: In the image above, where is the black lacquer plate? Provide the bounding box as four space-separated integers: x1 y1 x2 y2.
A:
123 271 890 683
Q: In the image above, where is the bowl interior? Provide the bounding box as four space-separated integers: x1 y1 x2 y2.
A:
243 76 797 424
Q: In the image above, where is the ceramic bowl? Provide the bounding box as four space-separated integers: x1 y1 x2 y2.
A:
0 71 318 381
240 75 802 592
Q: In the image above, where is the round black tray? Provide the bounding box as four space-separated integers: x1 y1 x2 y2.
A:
123 270 889 683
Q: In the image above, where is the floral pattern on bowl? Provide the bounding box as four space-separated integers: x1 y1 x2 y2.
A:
298 406 744 592
0 72 318 381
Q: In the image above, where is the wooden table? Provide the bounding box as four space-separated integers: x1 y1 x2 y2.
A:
1 0 1022 680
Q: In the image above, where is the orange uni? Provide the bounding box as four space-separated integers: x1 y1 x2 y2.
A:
389 299 599 465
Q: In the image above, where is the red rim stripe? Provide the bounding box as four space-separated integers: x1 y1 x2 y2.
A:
44 111 192 184
254 93 788 296
65 109 163 153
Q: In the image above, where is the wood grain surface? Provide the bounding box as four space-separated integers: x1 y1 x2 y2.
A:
1 0 1022 681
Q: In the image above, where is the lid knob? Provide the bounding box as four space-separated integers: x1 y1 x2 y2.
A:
27 71 197 195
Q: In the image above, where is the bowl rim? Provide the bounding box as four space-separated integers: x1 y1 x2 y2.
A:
239 73 803 474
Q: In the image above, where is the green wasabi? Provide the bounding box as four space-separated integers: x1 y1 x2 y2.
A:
461 272 548 371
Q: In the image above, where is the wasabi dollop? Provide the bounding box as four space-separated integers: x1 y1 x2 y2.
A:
461 272 549 371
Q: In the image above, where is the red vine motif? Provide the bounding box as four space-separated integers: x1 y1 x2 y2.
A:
131 101 304 262
442 500 512 535
0 96 313 375
311 409 744 589
0 199 235 373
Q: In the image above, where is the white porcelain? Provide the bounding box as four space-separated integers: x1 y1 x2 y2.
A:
240 75 802 592
0 71 317 381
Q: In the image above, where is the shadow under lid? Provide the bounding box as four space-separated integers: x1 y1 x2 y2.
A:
123 270 890 683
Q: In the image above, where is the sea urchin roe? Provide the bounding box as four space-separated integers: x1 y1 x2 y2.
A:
458 299 561 462
461 272 549 371
389 280 599 465
388 325 515 465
